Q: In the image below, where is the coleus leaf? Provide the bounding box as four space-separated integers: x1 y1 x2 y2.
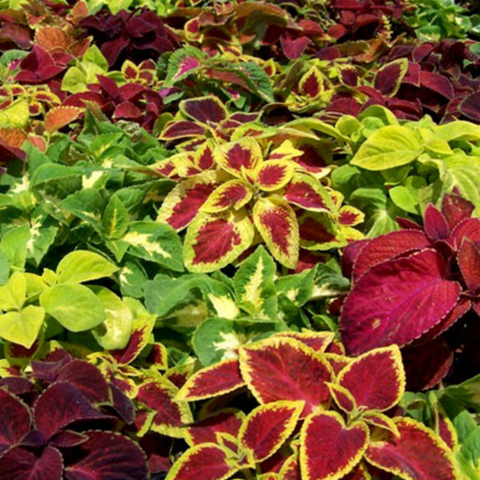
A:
361 412 400 437
157 172 219 231
65 431 149 480
161 120 205 140
255 160 294 192
239 337 333 415
233 246 277 320
185 409 245 447
253 196 299 269
350 230 431 281
340 250 462 355
165 443 238 480
180 97 228 125
178 359 245 401
365 417 458 480
184 210 254 273
458 239 480 316
57 359 111 404
273 331 334 352
34 382 107 441
200 180 253 214
44 107 82 133
0 446 63 480
239 401 304 464
284 173 335 213
137 379 192 438
300 411 369 480
374 59 408 97
214 138 263 178
327 383 357 414
299 67 324 99
337 345 405 412
0 389 31 454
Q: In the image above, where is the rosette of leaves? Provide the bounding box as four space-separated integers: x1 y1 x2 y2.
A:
0 348 149 480
156 131 364 271
339 192 480 389
165 334 459 480
79 9 179 68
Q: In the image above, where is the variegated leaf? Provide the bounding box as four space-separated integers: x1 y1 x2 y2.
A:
201 180 253 213
284 173 335 213
214 138 263 178
184 210 254 273
253 196 299 269
255 160 294 192
234 246 277 320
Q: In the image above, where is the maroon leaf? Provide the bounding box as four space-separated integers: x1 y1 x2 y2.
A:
34 382 107 441
424 204 449 241
441 193 474 231
460 91 480 122
340 250 462 355
0 389 31 454
420 71 454 99
280 35 310 60
57 360 111 404
0 446 63 480
65 431 149 480
181 97 227 125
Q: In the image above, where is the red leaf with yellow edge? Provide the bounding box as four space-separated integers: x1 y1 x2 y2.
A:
111 302 155 365
239 337 333 416
214 138 262 178
284 173 334 213
338 206 365 227
365 417 459 480
137 379 192 438
194 141 215 171
186 409 245 447
273 331 334 352
337 346 405 412
298 212 346 251
180 97 228 125
324 353 352 376
361 412 400 437
299 67 324 99
157 172 219 231
280 453 301 480
201 180 253 213
255 160 294 192
239 401 304 463
45 107 82 133
342 464 372 480
160 120 205 140
177 359 245 401
165 443 238 480
300 411 369 480
327 383 357 414
436 413 458 452
184 210 254 273
253 196 299 269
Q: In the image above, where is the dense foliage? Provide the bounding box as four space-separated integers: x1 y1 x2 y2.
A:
1 0 480 479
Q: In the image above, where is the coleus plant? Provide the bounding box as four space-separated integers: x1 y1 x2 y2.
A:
0 348 149 480
339 192 480 386
166 334 459 480
154 107 364 271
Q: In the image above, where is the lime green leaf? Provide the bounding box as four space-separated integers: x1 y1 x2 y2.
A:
0 305 45 348
40 284 105 332
91 287 133 350
56 251 118 284
103 196 129 240
0 226 30 270
351 126 423 171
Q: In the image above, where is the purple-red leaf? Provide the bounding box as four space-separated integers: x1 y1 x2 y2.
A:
0 389 31 454
340 250 461 355
65 431 149 480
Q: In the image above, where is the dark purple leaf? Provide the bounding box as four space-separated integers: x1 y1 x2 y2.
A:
0 446 62 480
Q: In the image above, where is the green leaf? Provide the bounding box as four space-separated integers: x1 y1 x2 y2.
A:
91 287 133 350
0 272 26 311
40 283 105 332
276 267 316 314
440 155 480 210
118 258 147 299
234 246 277 320
351 126 423 170
102 196 129 240
193 317 246 366
56 251 118 284
31 164 83 202
61 66 88 93
0 251 9 286
0 225 30 270
123 221 184 272
0 305 45 348
60 188 106 234
436 121 480 142
313 260 350 298
165 46 204 86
